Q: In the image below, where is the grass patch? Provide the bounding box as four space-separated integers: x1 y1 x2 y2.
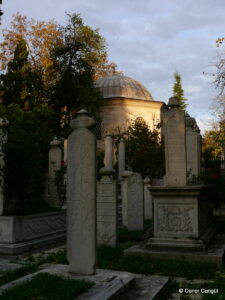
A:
0 250 68 287
0 272 94 300
97 245 221 280
153 279 179 300
0 264 38 286
214 217 225 234
182 273 225 299
117 226 143 243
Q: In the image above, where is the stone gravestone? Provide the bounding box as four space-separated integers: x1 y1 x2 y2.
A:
97 169 117 246
118 137 125 177
67 110 96 275
0 118 9 216
147 97 214 251
185 114 201 180
122 171 144 231
48 138 62 208
144 177 152 219
104 134 115 173
163 96 187 186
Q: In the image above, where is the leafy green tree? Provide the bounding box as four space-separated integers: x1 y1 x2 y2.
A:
0 38 44 110
124 118 164 179
173 72 188 110
0 104 55 215
49 13 104 130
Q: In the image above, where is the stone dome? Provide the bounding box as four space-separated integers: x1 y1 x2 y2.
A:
95 74 154 101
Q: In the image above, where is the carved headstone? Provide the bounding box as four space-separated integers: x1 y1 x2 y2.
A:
163 97 187 186
48 138 62 208
122 171 144 230
104 134 115 173
0 118 9 216
118 138 125 176
97 173 117 246
185 115 201 179
67 110 96 275
144 177 152 219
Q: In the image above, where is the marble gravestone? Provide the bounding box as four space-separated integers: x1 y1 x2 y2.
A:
144 177 152 219
118 137 125 177
97 172 117 246
48 138 62 208
148 97 214 251
185 114 201 180
122 171 144 231
163 97 187 187
104 134 115 173
67 110 96 275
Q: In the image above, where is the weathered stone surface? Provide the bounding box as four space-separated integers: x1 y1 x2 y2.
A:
163 97 187 186
97 175 117 246
118 138 125 176
148 186 214 251
48 138 62 208
186 115 201 179
103 134 115 173
0 211 66 244
144 177 152 219
0 265 135 299
125 232 225 267
67 110 96 275
122 172 144 230
0 211 66 255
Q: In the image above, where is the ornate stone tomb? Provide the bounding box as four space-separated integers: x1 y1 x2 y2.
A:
148 186 214 250
0 211 66 255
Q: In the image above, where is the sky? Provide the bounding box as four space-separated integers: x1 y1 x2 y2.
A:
1 0 225 132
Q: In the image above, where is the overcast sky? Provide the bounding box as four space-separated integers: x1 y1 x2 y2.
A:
1 0 224 132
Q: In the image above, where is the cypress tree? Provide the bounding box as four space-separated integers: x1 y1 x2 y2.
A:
173 72 188 111
0 38 43 110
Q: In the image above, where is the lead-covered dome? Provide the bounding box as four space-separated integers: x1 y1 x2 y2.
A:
95 74 154 101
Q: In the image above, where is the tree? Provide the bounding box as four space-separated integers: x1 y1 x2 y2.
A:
49 13 105 128
202 126 225 161
124 118 164 179
0 104 55 215
0 0 3 25
173 72 188 110
0 13 63 86
0 39 44 110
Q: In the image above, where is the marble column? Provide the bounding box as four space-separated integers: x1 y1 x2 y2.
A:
163 96 187 186
67 110 96 275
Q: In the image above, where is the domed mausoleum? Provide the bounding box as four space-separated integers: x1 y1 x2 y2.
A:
95 74 165 141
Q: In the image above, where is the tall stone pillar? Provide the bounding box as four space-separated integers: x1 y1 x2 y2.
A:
185 115 201 180
144 177 152 219
104 134 115 173
67 110 96 275
118 138 125 177
0 118 9 216
48 138 62 208
163 97 187 186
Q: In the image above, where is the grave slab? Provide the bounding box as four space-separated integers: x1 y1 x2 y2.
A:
124 233 225 267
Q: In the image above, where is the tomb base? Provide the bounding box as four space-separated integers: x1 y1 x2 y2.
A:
147 185 215 251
